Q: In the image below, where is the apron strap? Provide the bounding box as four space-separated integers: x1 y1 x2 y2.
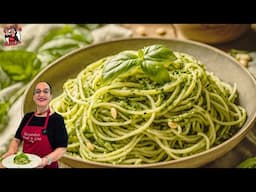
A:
43 108 51 129
25 113 34 127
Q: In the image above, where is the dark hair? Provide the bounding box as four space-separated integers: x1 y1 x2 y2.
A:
33 81 52 94
45 81 52 94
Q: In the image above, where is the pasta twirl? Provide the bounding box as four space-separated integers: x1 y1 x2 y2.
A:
50 44 247 165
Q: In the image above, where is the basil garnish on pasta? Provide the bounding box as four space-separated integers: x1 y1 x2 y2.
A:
102 44 177 84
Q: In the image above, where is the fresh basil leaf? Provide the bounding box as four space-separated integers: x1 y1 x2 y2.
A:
38 38 82 52
140 44 177 84
141 60 170 84
0 66 11 89
40 46 78 59
71 27 93 43
77 24 101 30
142 44 177 65
237 157 256 168
102 44 177 84
0 101 9 133
37 52 58 68
41 25 74 45
41 25 93 46
0 50 41 83
37 38 81 66
102 51 139 81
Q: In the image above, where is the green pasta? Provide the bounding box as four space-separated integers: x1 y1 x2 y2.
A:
50 44 247 165
13 152 31 165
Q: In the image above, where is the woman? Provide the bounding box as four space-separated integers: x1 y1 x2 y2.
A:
1 81 68 168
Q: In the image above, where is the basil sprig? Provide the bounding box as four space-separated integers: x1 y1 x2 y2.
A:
102 44 177 84
102 51 138 81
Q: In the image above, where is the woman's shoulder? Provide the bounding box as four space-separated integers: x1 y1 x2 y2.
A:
50 112 65 121
20 112 34 122
24 112 34 118
49 112 66 127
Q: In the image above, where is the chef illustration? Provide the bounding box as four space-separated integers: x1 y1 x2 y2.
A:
3 24 22 46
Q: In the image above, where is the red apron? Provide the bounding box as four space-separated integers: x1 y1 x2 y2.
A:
21 109 58 168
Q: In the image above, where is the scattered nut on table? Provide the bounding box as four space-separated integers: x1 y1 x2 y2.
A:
239 59 249 68
236 53 252 61
155 28 167 36
236 53 252 68
136 26 147 36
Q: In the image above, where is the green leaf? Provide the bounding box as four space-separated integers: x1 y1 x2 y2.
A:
37 25 93 66
237 157 256 168
0 101 10 133
142 44 177 65
141 60 170 84
228 49 248 58
0 50 41 83
40 25 93 47
102 50 139 81
0 66 12 89
77 24 101 30
140 44 177 84
37 38 81 66
41 25 74 45
71 27 93 43
38 38 81 52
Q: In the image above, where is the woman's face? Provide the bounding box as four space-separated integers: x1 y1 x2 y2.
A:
33 82 52 108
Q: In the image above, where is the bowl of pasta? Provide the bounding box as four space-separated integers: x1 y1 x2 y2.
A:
22 38 256 168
